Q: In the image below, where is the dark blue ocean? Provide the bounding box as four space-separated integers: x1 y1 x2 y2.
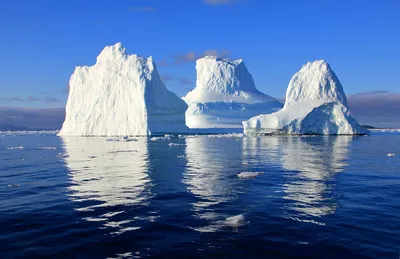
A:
1 132 399 258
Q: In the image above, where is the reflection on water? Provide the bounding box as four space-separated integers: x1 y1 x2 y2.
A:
242 135 352 223
183 135 243 231
61 137 151 235
61 134 353 233
279 136 351 221
242 135 282 166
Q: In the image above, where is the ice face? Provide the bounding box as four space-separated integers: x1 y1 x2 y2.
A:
59 43 188 136
243 60 368 135
183 56 282 129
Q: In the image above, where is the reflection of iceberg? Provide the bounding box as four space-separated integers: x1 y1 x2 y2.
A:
280 136 351 221
242 135 281 167
183 135 243 231
242 135 351 224
61 137 151 235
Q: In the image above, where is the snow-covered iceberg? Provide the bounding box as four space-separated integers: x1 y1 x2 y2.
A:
59 43 188 136
182 56 282 128
243 60 368 135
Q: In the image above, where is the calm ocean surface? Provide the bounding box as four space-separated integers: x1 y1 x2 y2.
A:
1 132 399 258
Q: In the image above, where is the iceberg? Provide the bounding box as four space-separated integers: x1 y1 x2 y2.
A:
182 56 282 128
59 43 188 136
243 60 368 135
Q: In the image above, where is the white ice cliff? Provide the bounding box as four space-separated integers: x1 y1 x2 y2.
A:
182 56 282 128
59 43 188 136
243 60 368 135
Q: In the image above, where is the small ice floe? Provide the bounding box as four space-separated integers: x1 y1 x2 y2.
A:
387 153 396 157
223 214 248 227
208 133 244 138
37 146 57 150
150 137 164 141
177 155 185 158
185 135 198 138
7 146 24 150
168 143 184 146
237 171 264 179
57 153 69 158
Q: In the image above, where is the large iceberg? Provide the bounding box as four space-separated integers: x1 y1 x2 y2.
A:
182 56 282 128
243 60 368 135
59 43 188 136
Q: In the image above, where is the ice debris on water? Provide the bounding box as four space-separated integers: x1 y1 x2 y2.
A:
237 171 264 179
168 143 184 146
37 147 57 150
7 146 24 150
224 214 248 227
387 153 396 157
208 133 244 138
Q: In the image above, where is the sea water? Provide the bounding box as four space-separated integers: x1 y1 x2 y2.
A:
1 131 399 258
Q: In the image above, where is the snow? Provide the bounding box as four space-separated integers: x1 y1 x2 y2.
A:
243 60 368 135
59 42 188 136
183 56 282 128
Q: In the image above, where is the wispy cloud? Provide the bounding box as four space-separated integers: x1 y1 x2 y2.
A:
158 49 231 66
130 6 157 12
0 97 25 103
203 0 239 6
179 78 193 86
45 96 62 103
161 74 194 86
28 96 40 101
0 94 63 104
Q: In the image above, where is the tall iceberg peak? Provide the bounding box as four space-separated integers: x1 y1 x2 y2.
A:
96 42 127 61
60 43 188 136
285 60 348 107
243 60 367 135
182 56 282 129
183 56 275 104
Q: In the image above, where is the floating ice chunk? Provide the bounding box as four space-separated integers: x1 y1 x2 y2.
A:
224 214 248 227
237 171 264 179
168 143 184 146
387 153 396 157
7 146 24 150
150 137 163 141
37 146 57 150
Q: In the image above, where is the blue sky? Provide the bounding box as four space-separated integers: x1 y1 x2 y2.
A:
0 0 399 108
